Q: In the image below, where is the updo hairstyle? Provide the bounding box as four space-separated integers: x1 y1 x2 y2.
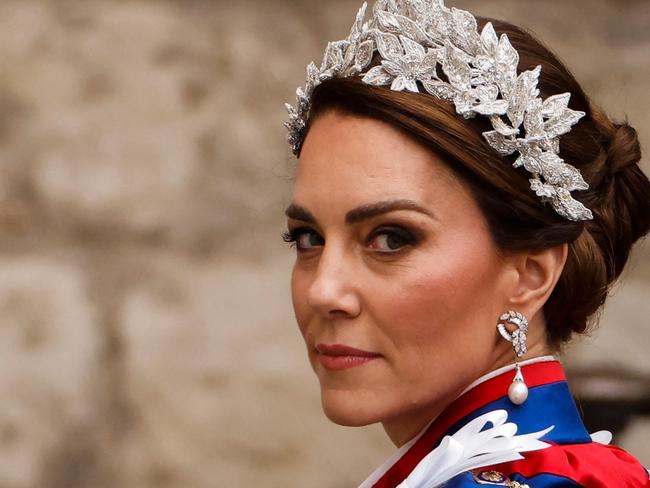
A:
299 18 650 346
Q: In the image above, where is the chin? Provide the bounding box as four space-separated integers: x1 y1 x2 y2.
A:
320 388 383 427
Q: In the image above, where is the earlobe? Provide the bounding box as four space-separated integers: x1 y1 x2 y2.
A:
508 243 568 315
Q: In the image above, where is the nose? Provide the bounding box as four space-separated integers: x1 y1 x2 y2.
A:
307 246 361 319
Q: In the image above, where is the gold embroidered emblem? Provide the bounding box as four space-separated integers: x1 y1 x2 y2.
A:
472 470 530 487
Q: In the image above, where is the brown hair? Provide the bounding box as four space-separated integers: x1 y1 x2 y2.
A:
299 18 650 345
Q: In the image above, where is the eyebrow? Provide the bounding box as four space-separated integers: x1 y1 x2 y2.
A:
284 199 435 225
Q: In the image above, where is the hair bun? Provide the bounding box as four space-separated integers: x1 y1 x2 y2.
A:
595 119 650 282
608 123 641 175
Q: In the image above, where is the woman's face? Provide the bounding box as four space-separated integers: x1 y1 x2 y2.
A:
286 110 519 445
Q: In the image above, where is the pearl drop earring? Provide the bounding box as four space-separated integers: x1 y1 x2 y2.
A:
497 311 529 405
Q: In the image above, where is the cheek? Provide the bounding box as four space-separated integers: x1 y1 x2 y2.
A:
290 264 311 338
373 241 505 360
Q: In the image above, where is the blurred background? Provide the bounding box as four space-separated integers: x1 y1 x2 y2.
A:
0 0 648 487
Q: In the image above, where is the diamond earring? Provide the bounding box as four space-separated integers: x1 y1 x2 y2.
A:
497 311 529 405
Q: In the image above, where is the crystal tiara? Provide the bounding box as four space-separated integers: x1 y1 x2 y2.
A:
284 0 593 221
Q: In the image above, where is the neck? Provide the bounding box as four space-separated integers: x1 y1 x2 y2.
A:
381 342 554 448
381 389 462 448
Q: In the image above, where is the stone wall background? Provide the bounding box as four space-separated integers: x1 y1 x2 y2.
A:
0 0 647 487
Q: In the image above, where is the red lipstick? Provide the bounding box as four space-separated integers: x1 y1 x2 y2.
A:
316 344 381 370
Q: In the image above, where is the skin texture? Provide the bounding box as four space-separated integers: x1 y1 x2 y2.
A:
285 110 566 447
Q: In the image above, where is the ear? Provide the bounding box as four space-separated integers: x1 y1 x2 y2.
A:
506 243 568 317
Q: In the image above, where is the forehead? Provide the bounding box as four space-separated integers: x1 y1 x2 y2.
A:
294 111 467 211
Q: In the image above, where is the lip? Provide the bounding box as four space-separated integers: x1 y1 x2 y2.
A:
316 343 381 371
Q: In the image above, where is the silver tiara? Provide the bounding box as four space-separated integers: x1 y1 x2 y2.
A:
284 0 593 221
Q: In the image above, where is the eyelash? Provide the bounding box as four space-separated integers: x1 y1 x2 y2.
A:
281 227 322 250
281 226 419 253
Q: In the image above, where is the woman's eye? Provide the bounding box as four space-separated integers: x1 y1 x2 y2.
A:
282 228 324 250
367 228 416 253
297 231 324 249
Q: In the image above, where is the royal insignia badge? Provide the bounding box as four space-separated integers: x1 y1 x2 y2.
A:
472 470 530 487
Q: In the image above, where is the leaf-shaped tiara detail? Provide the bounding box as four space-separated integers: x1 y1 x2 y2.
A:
284 0 593 221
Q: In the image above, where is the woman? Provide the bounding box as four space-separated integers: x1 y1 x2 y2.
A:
282 1 650 486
